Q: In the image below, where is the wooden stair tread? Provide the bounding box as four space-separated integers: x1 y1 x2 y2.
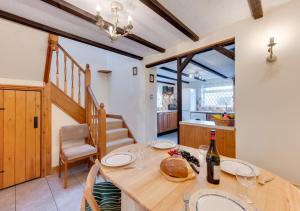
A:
106 128 128 134
106 138 134 153
106 118 122 123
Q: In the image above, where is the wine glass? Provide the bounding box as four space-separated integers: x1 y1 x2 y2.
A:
136 145 146 170
198 145 209 165
235 166 257 204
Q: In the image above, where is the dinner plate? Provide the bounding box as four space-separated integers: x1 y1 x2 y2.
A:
101 152 136 167
189 189 255 211
221 159 260 177
151 141 177 149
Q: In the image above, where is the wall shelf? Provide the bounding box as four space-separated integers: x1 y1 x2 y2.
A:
98 70 112 74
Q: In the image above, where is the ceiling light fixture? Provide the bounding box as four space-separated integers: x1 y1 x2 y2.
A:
96 1 133 42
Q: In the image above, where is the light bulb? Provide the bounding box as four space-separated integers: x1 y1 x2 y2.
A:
109 25 113 34
96 5 101 13
128 16 132 24
189 74 193 79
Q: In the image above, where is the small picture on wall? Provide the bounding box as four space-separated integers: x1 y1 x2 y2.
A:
133 66 138 76
149 74 155 83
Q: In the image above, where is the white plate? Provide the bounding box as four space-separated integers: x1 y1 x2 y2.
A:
101 152 136 167
189 189 255 211
221 159 260 177
151 141 177 149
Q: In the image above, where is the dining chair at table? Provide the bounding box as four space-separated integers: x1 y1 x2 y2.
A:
59 124 98 188
81 159 121 211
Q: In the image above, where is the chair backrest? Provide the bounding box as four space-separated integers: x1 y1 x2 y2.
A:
60 124 89 149
80 159 102 211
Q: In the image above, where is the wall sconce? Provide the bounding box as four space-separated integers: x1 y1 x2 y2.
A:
267 37 277 63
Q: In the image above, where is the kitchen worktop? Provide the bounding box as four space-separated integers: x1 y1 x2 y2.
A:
189 110 234 114
180 120 235 131
157 110 177 113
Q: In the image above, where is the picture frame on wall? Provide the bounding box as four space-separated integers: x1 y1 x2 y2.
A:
149 74 154 83
133 66 138 76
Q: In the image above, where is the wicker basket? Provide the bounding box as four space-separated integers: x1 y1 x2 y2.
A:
213 119 235 127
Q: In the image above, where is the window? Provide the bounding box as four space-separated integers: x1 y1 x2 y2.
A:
201 85 234 110
157 85 163 108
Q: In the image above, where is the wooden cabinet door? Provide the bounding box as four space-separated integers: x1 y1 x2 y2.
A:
0 90 41 189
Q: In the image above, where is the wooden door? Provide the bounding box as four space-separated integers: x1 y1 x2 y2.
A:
0 90 41 189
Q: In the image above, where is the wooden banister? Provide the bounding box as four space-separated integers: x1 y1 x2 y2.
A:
44 34 58 83
98 103 106 159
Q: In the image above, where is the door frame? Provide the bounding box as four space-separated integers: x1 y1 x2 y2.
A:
0 84 51 177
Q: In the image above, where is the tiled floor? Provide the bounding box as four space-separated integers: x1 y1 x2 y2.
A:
0 164 103 211
157 132 178 144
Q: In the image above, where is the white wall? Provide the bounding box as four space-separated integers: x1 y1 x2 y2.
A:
0 19 48 81
145 0 300 185
58 37 156 142
51 104 78 167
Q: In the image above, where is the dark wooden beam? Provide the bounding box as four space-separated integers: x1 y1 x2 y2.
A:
157 74 189 84
179 53 194 72
190 60 228 79
214 45 235 60
41 0 165 53
177 58 182 143
0 10 143 60
139 0 199 41
247 0 263 19
145 37 235 68
160 67 206 82
157 80 175 86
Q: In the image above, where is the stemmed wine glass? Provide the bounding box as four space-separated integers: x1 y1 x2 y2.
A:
198 145 209 165
235 166 257 204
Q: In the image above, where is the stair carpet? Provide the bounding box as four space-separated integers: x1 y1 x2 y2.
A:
106 118 134 153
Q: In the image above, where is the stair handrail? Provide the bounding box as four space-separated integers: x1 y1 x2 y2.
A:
86 86 107 159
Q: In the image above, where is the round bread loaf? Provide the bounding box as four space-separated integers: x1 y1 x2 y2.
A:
160 157 188 178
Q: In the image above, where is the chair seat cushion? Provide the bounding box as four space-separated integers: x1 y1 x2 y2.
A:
86 182 121 211
63 144 97 160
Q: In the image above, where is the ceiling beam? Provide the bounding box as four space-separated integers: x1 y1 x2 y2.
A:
0 10 143 60
179 53 194 72
145 37 235 68
214 45 235 60
247 0 263 19
190 60 228 79
157 80 175 86
160 67 205 81
41 0 165 53
157 74 189 84
139 0 199 41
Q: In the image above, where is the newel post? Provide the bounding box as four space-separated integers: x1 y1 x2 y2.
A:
44 34 58 83
98 103 107 159
85 64 91 125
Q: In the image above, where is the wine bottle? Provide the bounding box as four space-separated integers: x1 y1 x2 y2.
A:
206 129 220 184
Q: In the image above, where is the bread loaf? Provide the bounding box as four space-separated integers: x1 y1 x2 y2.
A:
160 157 188 178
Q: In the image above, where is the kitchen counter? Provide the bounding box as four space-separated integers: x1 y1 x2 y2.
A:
189 110 234 114
180 120 235 131
180 120 236 157
157 110 177 113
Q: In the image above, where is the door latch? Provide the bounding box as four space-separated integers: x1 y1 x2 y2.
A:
34 116 38 128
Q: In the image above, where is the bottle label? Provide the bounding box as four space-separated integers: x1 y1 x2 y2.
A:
213 165 220 180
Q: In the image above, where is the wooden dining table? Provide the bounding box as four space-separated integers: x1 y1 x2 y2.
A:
100 144 300 211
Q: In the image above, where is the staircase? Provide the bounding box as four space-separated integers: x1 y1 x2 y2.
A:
44 34 136 159
106 117 134 153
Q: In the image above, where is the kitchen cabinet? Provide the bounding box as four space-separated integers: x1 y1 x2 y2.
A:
157 112 177 134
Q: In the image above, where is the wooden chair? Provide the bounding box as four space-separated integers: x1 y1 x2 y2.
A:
81 159 121 211
81 159 102 211
59 124 98 188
